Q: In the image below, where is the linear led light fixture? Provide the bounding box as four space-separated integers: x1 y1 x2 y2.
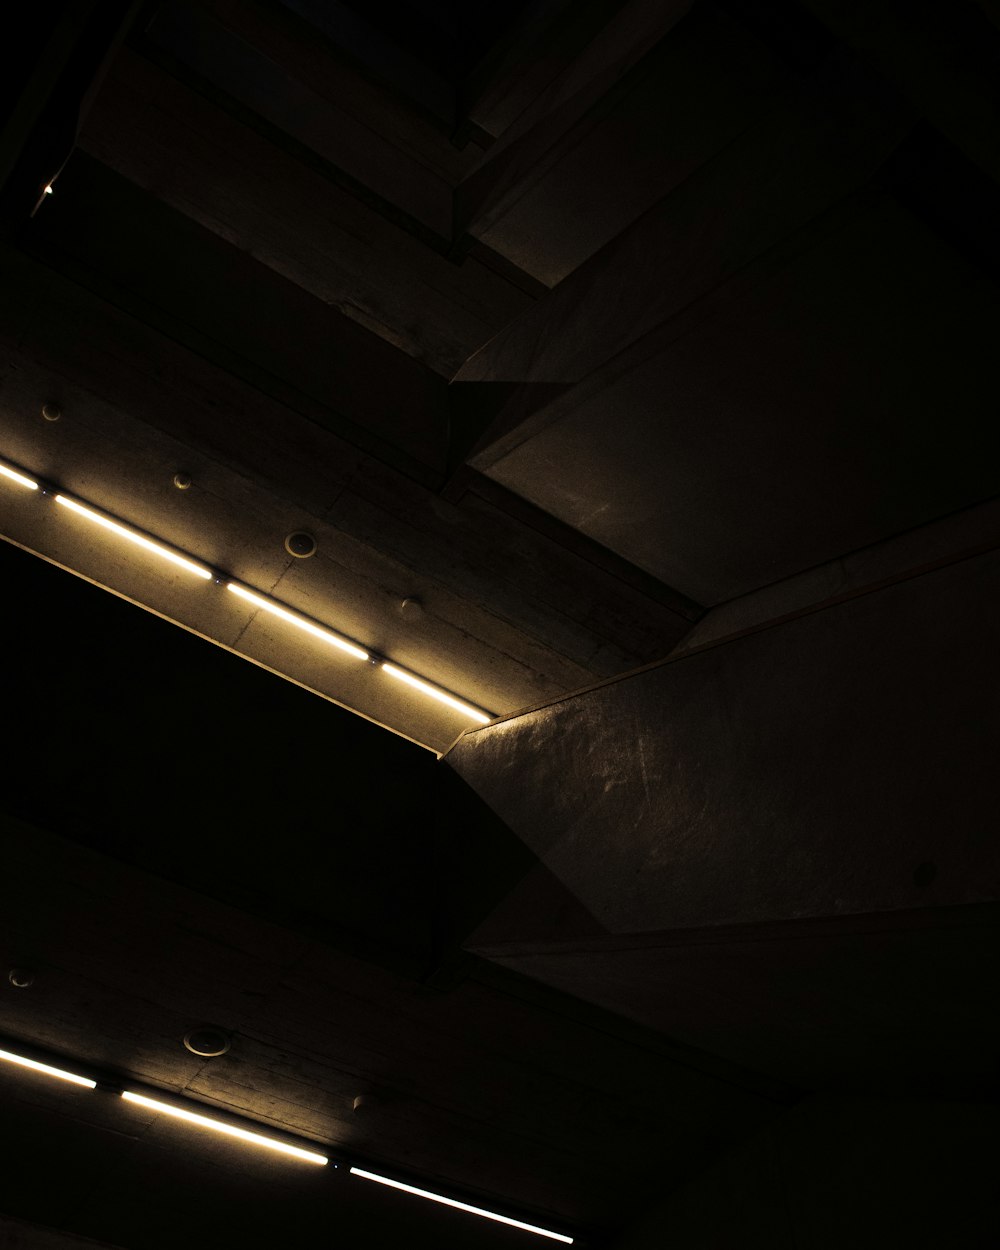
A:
226 583 368 661
382 663 491 724
0 462 39 490
54 495 213 579
0 1046 97 1088
350 1168 573 1243
0 444 493 724
121 1091 328 1165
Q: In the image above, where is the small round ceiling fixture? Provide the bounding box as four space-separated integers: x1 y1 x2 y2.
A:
173 472 193 490
183 1027 231 1057
8 968 35 988
285 531 317 558
399 597 423 620
41 402 61 422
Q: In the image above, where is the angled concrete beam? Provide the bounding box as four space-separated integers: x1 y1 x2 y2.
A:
441 529 1000 1086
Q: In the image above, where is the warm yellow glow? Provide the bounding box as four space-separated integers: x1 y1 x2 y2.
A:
0 1047 97 1088
381 664 491 724
16 474 493 729
54 495 213 579
0 463 39 490
121 1092 328 1164
226 584 368 660
350 1168 573 1243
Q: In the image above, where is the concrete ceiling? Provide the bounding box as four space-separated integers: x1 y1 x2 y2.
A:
1 0 998 1246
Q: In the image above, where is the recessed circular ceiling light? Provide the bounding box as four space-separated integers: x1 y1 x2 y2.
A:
284 531 317 558
183 1027 231 1057
399 597 423 620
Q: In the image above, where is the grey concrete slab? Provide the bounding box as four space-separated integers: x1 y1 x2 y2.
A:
444 545 1000 1089
79 50 531 377
448 547 1000 933
478 193 1000 601
461 2 788 285
456 53 909 386
0 816 780 1233
0 249 683 751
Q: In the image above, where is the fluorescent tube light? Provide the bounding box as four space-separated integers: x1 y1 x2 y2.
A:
7 461 493 728
0 1046 97 1088
227 584 368 660
0 463 39 490
381 664 491 724
121 1091 328 1165
350 1168 573 1243
54 495 213 579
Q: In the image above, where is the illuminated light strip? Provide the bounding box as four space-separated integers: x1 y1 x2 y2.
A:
121 1091 328 1165
227 583 369 661
0 1046 97 1088
1 1040 575 1238
0 447 492 722
350 1168 573 1243
54 495 213 580
0 462 39 490
381 664 491 724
